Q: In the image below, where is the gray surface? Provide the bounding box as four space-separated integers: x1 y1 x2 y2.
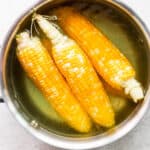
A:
0 0 150 150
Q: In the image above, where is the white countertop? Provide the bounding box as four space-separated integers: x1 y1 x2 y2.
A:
0 0 150 150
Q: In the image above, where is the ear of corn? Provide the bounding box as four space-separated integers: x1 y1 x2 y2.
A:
16 32 91 133
35 14 115 127
55 7 144 102
52 41 115 127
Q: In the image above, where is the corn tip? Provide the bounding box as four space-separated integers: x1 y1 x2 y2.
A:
123 78 144 102
16 31 30 43
130 86 144 103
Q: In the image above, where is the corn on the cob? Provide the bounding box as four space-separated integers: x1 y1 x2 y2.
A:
16 32 91 132
55 7 144 103
34 14 115 127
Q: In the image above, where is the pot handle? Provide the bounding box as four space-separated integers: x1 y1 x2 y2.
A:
0 76 4 103
0 46 4 103
0 81 4 103
0 99 4 103
0 73 4 103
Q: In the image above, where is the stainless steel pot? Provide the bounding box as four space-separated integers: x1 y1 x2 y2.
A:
0 0 150 149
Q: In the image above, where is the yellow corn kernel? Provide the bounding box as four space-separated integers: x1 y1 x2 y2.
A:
34 14 115 127
16 32 91 133
55 7 144 102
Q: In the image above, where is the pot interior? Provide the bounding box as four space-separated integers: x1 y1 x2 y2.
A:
4 0 149 138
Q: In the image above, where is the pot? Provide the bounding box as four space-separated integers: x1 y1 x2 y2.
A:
0 0 150 149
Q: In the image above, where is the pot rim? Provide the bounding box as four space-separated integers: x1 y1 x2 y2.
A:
1 0 150 149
